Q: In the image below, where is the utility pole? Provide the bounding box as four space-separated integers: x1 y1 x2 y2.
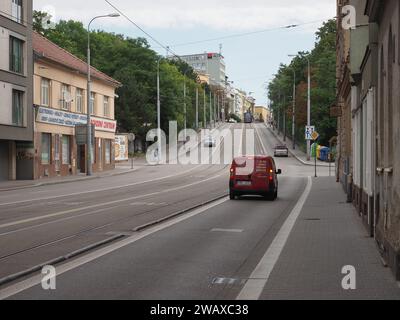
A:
203 89 206 128
196 87 199 129
157 59 161 162
209 90 212 128
306 57 311 161
283 95 286 142
292 69 296 150
87 13 119 176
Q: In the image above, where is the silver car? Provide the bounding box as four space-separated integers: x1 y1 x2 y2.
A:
204 135 216 148
274 145 289 157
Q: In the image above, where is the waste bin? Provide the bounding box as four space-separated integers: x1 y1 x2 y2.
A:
319 147 329 162
316 145 322 160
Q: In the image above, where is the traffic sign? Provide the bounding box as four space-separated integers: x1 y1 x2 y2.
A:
305 126 315 140
311 131 319 141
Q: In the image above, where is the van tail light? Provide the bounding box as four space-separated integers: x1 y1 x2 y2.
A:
230 168 235 177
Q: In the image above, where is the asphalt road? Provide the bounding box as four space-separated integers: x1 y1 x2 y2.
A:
0 123 331 299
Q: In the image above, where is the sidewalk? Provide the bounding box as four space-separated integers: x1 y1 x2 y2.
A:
0 163 139 192
267 125 333 167
261 177 400 299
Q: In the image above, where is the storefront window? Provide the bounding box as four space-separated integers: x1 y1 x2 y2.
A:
105 140 111 164
62 135 70 165
41 133 51 165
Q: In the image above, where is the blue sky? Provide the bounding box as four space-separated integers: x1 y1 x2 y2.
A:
33 0 336 105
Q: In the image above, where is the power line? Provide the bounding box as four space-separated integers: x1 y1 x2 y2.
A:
164 18 332 48
104 0 182 61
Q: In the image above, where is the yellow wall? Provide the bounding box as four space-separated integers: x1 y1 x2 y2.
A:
34 60 116 120
254 106 270 122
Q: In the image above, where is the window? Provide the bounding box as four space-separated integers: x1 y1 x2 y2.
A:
41 78 50 106
9 36 24 74
12 89 24 126
90 92 95 115
62 136 71 165
105 140 112 164
76 88 84 113
61 84 71 110
11 0 23 24
103 96 109 117
41 133 51 165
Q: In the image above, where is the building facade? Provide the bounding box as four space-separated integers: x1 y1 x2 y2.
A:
366 0 400 280
254 106 270 123
0 0 33 181
33 32 121 179
336 0 400 280
178 52 226 86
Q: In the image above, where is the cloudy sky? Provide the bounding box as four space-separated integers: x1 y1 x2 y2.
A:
33 0 336 104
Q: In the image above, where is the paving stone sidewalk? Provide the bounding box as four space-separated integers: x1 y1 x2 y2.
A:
261 176 400 300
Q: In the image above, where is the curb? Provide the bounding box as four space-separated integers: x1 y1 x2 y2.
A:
0 234 125 287
266 126 333 168
0 168 139 193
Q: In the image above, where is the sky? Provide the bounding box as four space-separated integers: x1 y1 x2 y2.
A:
33 0 336 105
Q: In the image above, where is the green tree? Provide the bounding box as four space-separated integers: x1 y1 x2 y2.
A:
268 19 337 147
33 11 202 148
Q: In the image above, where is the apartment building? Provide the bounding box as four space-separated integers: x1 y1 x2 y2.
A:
33 32 121 179
0 0 33 181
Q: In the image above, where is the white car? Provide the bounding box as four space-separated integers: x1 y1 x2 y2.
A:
204 135 216 147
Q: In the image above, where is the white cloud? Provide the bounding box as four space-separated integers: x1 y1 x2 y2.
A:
34 0 335 31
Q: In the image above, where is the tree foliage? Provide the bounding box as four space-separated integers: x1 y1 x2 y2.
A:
33 11 210 145
268 19 337 147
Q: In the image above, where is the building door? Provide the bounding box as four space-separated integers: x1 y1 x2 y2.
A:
54 135 60 174
98 138 102 171
77 145 86 173
0 141 9 181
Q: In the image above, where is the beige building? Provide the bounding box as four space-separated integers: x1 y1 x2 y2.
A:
33 32 121 179
254 106 270 123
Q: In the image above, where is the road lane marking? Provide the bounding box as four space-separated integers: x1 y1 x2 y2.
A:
254 124 268 155
0 171 227 230
0 197 229 299
211 228 243 233
236 176 312 300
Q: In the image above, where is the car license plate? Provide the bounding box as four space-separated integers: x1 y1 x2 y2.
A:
237 181 251 186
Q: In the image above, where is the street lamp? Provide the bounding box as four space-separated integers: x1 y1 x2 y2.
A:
87 13 120 176
157 58 161 162
288 55 297 150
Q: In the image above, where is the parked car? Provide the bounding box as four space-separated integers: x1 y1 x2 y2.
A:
204 135 216 147
229 156 282 200
274 144 289 157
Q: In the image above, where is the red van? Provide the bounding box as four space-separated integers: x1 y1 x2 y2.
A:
229 156 282 200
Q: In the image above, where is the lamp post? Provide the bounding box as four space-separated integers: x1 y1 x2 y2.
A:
87 13 119 176
157 58 161 162
291 69 296 150
306 56 311 161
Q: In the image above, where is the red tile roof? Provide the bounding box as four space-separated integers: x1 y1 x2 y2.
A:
33 32 121 87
